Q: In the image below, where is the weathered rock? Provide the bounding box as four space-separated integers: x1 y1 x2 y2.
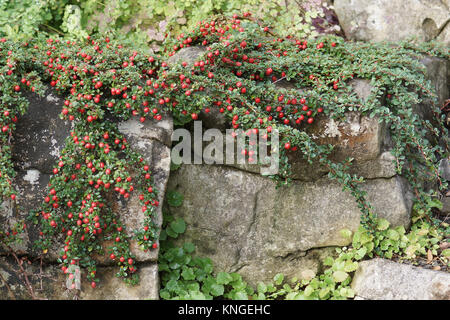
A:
12 90 72 174
420 56 449 109
1 89 172 299
79 263 159 300
167 46 207 67
441 196 450 213
169 46 448 182
0 256 159 300
114 117 172 263
351 258 450 300
2 92 173 263
334 0 450 44
439 158 450 181
166 164 412 285
1 89 71 258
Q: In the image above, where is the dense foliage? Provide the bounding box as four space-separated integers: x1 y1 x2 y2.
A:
160 190 449 300
0 0 339 48
0 12 449 292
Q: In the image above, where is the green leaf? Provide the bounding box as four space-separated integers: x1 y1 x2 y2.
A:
216 272 233 285
387 229 399 241
323 256 334 266
257 282 267 293
189 290 206 300
319 287 330 299
233 291 248 300
344 261 358 272
377 218 390 231
210 283 224 297
166 227 178 238
332 271 349 283
273 273 284 285
181 267 195 280
304 285 314 297
340 228 352 239
355 247 367 260
167 190 184 207
170 218 186 234
183 242 196 253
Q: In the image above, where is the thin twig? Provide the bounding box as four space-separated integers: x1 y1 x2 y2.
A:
7 247 39 300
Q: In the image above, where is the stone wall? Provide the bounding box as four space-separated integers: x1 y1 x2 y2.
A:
0 89 173 300
164 42 449 287
1 0 449 300
334 0 450 45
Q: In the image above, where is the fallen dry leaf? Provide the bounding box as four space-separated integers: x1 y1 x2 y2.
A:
427 249 433 264
439 242 450 250
432 266 441 271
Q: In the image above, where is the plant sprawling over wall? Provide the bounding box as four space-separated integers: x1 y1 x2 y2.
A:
0 14 449 288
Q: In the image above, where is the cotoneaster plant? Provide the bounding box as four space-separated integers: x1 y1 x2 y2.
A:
0 35 162 287
0 13 449 290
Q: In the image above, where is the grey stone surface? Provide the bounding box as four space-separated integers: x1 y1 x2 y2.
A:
167 46 207 67
441 196 450 213
351 258 450 300
1 88 172 299
0 256 159 300
334 0 450 44
440 158 450 182
166 164 412 285
80 263 159 300
12 90 72 174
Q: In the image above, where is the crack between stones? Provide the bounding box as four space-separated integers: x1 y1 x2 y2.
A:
216 162 397 183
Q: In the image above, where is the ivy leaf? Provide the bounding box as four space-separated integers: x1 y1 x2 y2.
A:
257 282 267 293
181 267 195 280
170 218 186 234
304 285 314 297
167 190 184 207
344 261 358 272
332 271 349 283
189 290 206 300
377 219 390 231
273 273 284 285
323 256 334 266
216 272 233 285
232 291 248 300
210 283 224 297
183 242 196 253
339 228 352 240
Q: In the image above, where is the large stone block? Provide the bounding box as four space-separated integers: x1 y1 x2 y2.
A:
0 256 159 300
1 89 172 299
334 0 450 45
166 164 412 285
351 258 450 300
12 90 72 174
